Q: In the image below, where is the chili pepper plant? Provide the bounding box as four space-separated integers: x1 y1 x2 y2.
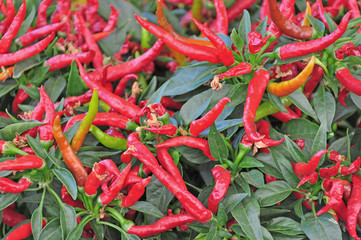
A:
1 0 361 239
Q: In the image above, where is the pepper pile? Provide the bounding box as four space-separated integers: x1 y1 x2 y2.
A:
0 0 361 239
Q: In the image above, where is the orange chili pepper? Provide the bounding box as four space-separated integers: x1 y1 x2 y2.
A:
53 115 88 187
156 0 215 48
267 55 315 97
0 66 14 81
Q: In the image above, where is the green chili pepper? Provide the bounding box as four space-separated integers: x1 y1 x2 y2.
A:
89 125 127 151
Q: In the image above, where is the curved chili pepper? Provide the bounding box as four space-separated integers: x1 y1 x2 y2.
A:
74 12 103 70
127 213 197 238
341 157 361 176
89 125 127 150
277 12 351 59
227 0 257 22
268 0 313 39
0 0 26 54
121 176 151 207
256 120 285 147
71 89 98 153
189 97 231 137
113 74 138 96
0 0 15 36
267 0 296 38
303 65 324 98
0 32 55 67
84 0 99 25
45 50 95 71
342 179 352 202
64 112 138 132
127 134 212 223
2 207 27 227
335 67 361 96
0 155 45 171
76 59 141 121
292 150 328 177
5 219 46 240
267 56 315 97
317 179 345 216
17 22 65 47
209 0 228 34
0 65 14 81
105 127 125 139
12 85 30 115
61 185 84 208
38 86 56 144
155 136 215 160
297 171 318 188
0 177 32 193
248 31 272 54
272 107 299 123
346 174 361 240
98 164 131 206
338 87 348 106
293 190 317 210
319 160 341 179
145 124 178 136
53 115 88 187
103 6 119 32
192 18 234 66
134 15 221 64
156 148 187 191
218 62 252 80
208 166 231 214
36 0 54 28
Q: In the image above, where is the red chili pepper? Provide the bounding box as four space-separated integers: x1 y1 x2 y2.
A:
36 0 54 28
61 185 84 208
156 148 187 191
191 18 234 66
160 97 184 110
12 85 31 115
303 65 324 98
208 166 231 214
260 0 271 24
209 0 228 35
53 115 88 187
277 12 351 59
317 179 345 217
335 42 355 60
76 59 141 121
113 74 138 96
2 207 27 227
98 164 131 206
293 190 317 210
346 174 361 240
329 150 346 162
0 0 15 36
189 97 230 137
319 160 341 179
292 150 328 177
17 22 64 47
0 155 45 171
38 86 56 143
155 136 215 160
227 0 258 22
218 62 252 80
121 176 151 207
74 12 103 70
134 15 221 64
145 124 178 136
341 157 361 176
342 179 352 202
339 87 348 106
127 213 197 237
50 0 70 25
256 120 285 147
272 107 299 123
297 171 318 188
267 0 295 38
0 32 55 67
127 134 212 223
45 50 95 71
265 174 278 183
0 177 32 193
5 219 46 240
0 0 26 54
103 5 119 32
84 0 99 25
336 67 361 96
248 31 272 54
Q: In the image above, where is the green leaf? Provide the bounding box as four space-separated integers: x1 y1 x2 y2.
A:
313 85 335 131
284 136 307 163
307 15 325 35
231 29 245 61
235 176 251 196
65 224 83 240
39 218 63 240
217 203 228 226
325 13 337 33
310 122 327 162
205 222 221 240
66 61 83 97
265 217 303 236
90 219 105 240
0 121 43 141
268 92 288 112
32 207 44 240
0 193 19 210
44 75 66 102
241 169 264 189
60 203 77 239
256 153 284 179
208 124 228 161
350 91 361 109
15 5 36 38
238 10 251 45
175 145 210 164
221 193 247 213
239 156 264 168
286 119 319 140
129 201 164 218
22 84 40 100
26 135 48 160
13 56 42 79
269 148 299 188
255 16 268 36
288 90 318 121
53 169 77 200
255 181 292 207
0 80 17 98
231 196 263 240
301 213 341 240
180 90 212 125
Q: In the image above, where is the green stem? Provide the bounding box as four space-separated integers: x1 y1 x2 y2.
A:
184 182 202 192
47 186 63 207
234 144 251 168
97 220 127 234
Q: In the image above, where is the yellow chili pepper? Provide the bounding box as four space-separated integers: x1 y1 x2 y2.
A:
267 55 315 97
302 2 312 27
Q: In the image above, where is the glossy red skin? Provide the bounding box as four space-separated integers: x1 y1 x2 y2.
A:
209 0 228 34
272 107 299 123
0 155 44 171
279 12 351 59
346 174 361 240
36 0 54 28
292 150 328 176
121 177 151 207
341 157 361 176
218 63 252 79
0 0 15 35
2 207 27 227
17 22 64 47
304 66 324 97
208 166 231 213
227 0 258 22
46 50 94 71
336 68 361 96
268 0 295 38
0 177 32 193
